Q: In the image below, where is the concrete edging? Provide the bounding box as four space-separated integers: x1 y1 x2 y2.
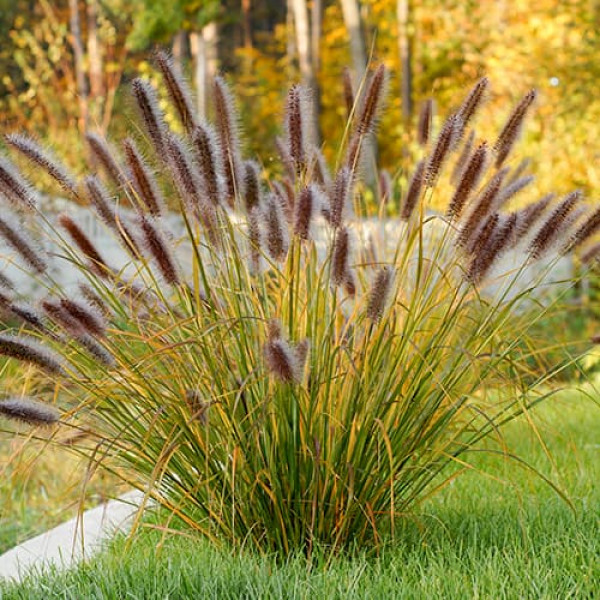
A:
0 490 145 583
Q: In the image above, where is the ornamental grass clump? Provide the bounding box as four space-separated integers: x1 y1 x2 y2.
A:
0 57 593 555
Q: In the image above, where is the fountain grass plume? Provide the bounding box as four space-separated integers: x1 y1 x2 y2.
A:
425 113 461 186
5 133 78 198
451 129 475 185
494 90 537 167
123 138 165 216
0 214 47 273
155 50 196 135
0 334 66 376
285 85 308 174
342 66 355 118
139 216 180 286
529 191 582 259
264 193 289 261
331 226 352 286
447 141 489 220
329 167 352 228
213 75 244 207
496 175 535 207
58 213 110 275
192 123 224 206
86 132 128 189
401 159 426 221
131 78 167 157
456 77 489 135
243 160 262 213
0 397 60 426
0 155 37 210
456 167 509 249
417 98 434 146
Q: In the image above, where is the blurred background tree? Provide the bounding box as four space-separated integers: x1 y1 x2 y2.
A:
0 0 598 198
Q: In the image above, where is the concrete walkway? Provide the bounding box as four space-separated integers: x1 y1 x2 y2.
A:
0 490 145 583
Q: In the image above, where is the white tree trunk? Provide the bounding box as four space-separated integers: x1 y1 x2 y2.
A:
190 23 218 122
397 0 413 120
340 0 368 87
69 0 88 135
290 0 320 144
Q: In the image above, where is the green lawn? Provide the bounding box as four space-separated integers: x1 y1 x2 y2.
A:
0 388 598 599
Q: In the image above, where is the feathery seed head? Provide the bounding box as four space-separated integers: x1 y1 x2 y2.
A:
379 169 392 205
495 175 535 208
79 284 111 317
401 160 426 221
331 226 352 286
329 167 352 228
155 50 196 134
0 397 60 426
447 142 489 220
367 267 394 321
264 338 297 383
131 78 167 156
344 270 357 297
247 206 263 274
507 158 532 186
0 334 66 376
417 98 434 146
456 77 489 134
243 160 262 213
60 298 107 337
5 133 77 197
529 190 582 259
86 132 127 188
285 84 308 173
425 113 462 186
267 319 282 341
467 211 518 283
493 89 537 168
294 185 317 240
264 193 289 261
0 214 47 274
451 129 475 185
85 176 117 228
565 205 600 252
140 215 180 285
123 138 165 216
213 75 244 207
356 64 387 136
166 133 202 210
456 167 509 249
310 147 332 190
581 242 600 265
342 66 355 118
192 123 223 206
294 339 310 379
515 193 554 238
59 214 109 275
0 155 37 210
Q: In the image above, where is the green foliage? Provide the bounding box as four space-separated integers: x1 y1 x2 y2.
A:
126 0 221 50
0 63 588 556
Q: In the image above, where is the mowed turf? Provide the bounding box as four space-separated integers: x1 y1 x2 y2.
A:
1 388 598 599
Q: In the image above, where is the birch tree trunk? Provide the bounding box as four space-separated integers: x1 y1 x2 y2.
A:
190 23 218 122
290 0 320 144
397 0 413 120
86 0 104 130
69 0 88 135
339 0 367 87
172 31 187 74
